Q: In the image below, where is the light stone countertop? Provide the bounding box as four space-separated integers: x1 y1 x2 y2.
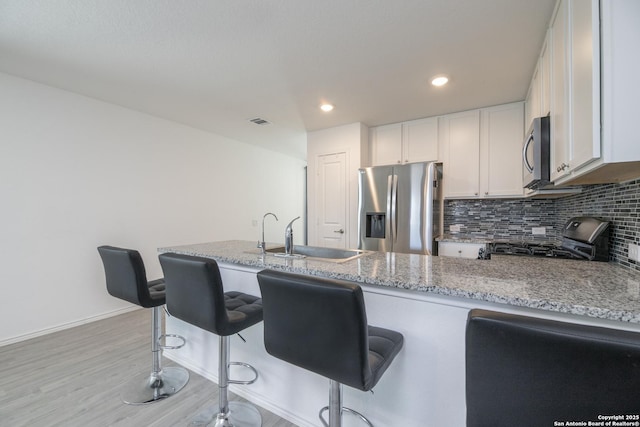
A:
436 234 494 244
159 240 640 323
437 233 561 245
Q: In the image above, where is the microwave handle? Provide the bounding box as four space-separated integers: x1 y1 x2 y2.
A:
523 132 534 173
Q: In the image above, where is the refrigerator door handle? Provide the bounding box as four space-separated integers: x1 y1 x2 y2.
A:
391 174 398 244
386 174 394 242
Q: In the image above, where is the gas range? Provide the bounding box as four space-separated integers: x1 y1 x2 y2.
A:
489 241 589 260
486 217 611 262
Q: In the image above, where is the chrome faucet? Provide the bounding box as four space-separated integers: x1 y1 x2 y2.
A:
257 212 278 254
284 216 301 255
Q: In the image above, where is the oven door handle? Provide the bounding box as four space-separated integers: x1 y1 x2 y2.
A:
523 132 535 173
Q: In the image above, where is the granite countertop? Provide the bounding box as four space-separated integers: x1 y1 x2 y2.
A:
437 233 562 245
159 240 640 323
437 234 493 244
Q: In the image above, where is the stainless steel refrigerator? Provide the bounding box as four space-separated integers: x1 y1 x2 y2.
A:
357 162 443 255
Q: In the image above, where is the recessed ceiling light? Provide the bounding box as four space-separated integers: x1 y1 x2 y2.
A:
431 75 449 87
320 103 334 112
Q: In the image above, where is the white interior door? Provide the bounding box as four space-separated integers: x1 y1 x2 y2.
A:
316 152 347 248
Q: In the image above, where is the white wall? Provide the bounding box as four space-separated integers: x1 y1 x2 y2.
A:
0 72 306 345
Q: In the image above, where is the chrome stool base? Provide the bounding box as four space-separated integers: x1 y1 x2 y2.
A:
190 401 262 427
121 306 189 405
121 366 190 405
319 406 374 427
318 381 374 427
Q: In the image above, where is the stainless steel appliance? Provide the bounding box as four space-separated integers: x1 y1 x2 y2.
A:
488 217 610 261
357 162 442 255
523 116 551 190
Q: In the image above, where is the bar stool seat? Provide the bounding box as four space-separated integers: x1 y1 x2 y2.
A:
159 252 263 427
256 270 403 427
97 245 189 405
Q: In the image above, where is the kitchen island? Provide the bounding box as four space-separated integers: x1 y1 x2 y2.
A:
159 240 640 427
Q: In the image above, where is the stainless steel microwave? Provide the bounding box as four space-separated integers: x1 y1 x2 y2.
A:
523 116 551 189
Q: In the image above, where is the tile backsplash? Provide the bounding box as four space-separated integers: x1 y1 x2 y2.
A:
444 178 640 271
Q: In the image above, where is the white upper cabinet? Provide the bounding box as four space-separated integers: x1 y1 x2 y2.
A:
442 103 524 199
550 0 600 182
550 0 571 181
541 30 551 117
441 110 481 198
542 0 640 185
370 123 402 166
480 103 525 198
525 31 551 130
370 117 438 166
370 102 524 200
568 0 600 172
525 62 541 130
403 117 439 163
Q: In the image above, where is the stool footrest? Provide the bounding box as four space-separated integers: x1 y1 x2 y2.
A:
157 334 186 350
227 362 258 385
319 406 374 427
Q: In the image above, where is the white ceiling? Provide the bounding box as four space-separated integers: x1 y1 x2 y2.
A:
0 0 556 160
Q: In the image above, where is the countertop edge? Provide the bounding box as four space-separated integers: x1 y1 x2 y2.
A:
159 241 640 324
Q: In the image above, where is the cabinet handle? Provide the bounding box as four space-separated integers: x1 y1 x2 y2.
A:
484 192 488 196
333 229 345 234
397 160 401 164
474 192 478 196
557 163 569 172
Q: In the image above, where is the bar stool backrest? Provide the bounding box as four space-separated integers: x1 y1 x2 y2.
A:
257 270 372 391
98 245 162 308
158 253 230 336
466 309 640 426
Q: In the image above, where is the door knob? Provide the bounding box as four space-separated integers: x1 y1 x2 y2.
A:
334 229 345 234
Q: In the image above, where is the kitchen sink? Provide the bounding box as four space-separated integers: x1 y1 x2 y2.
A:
264 245 372 263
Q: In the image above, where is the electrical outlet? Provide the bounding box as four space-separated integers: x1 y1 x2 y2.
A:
629 243 640 262
450 224 462 233
531 227 546 236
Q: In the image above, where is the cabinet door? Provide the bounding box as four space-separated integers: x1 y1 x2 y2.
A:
569 0 600 171
438 242 485 259
442 110 481 198
541 31 551 117
525 64 541 130
370 123 402 166
481 103 525 197
550 0 570 181
403 117 438 163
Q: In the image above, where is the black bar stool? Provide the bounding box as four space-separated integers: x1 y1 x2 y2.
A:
159 253 263 427
466 309 640 427
97 245 189 405
256 270 404 427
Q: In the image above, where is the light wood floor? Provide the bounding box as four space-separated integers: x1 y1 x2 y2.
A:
0 309 298 427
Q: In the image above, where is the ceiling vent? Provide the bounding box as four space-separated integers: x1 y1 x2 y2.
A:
249 117 271 125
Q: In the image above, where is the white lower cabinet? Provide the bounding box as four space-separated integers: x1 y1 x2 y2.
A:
438 242 486 259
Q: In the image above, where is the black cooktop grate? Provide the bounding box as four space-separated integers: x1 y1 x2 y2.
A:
488 242 587 260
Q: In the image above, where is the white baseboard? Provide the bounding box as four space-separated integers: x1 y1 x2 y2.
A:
165 351 317 427
0 306 140 347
